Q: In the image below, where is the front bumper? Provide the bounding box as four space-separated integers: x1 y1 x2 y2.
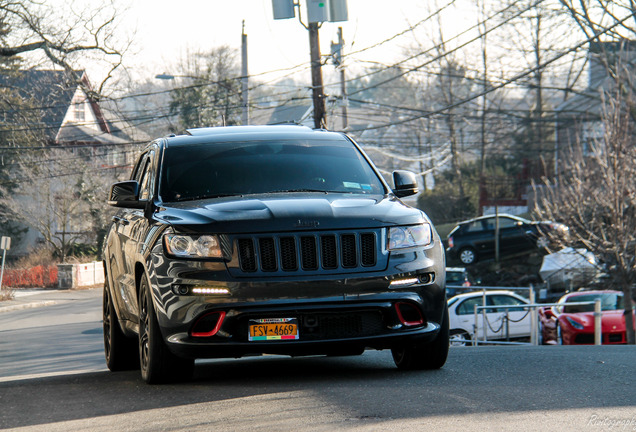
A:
165 300 442 358
147 237 446 359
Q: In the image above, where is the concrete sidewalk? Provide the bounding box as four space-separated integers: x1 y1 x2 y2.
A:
0 286 101 313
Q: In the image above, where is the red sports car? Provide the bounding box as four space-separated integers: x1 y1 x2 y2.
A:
539 290 634 345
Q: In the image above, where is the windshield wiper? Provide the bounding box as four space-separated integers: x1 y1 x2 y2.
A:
266 189 330 194
174 193 243 202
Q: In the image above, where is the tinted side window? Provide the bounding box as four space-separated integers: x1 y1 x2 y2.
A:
482 218 495 231
498 218 518 229
463 221 484 233
138 150 156 201
132 153 149 182
457 297 485 315
490 295 525 312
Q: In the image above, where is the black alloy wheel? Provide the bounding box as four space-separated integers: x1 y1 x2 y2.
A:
139 274 194 384
103 279 139 371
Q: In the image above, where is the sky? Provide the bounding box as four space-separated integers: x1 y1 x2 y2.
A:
119 0 473 84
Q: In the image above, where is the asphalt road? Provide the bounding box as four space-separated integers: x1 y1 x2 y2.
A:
1 288 635 431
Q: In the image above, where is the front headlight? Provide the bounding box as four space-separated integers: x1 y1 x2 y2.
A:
388 224 433 250
565 316 585 330
164 234 223 258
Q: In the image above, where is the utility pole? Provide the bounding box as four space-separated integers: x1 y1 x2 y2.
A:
332 26 347 130
308 22 326 129
271 0 348 129
241 20 249 125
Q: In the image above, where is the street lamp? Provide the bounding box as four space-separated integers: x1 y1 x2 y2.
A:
155 73 176 80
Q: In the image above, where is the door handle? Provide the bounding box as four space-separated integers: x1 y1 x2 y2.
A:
112 216 129 226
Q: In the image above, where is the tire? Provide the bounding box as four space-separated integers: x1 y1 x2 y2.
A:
103 279 139 371
139 274 194 384
458 247 477 265
449 329 471 347
392 305 450 370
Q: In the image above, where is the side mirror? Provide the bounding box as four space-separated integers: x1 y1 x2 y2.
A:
392 170 419 198
108 181 145 209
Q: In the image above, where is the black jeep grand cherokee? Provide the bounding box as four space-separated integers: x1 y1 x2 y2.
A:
103 125 448 383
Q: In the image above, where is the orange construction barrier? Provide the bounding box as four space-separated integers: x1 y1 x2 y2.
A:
2 265 58 288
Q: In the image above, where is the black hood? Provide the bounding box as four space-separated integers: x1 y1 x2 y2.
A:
154 193 427 233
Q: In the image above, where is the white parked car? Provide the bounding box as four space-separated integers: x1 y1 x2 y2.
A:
447 290 531 346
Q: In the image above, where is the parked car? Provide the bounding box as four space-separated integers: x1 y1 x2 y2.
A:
539 247 599 290
102 125 449 383
445 214 568 265
539 290 633 345
445 267 472 298
447 290 531 346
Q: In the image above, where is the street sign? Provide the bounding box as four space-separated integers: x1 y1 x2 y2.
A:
1 236 10 250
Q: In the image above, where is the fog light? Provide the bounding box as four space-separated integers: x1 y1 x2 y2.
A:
191 287 230 295
172 284 190 295
389 277 419 288
418 273 434 284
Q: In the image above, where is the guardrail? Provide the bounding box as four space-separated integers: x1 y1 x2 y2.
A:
446 285 603 346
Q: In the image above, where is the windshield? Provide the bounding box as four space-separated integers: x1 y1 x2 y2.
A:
563 293 624 313
446 271 466 284
159 139 386 202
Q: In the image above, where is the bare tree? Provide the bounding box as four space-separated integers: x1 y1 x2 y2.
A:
558 0 636 42
0 0 126 95
534 87 636 344
0 148 115 261
168 47 242 130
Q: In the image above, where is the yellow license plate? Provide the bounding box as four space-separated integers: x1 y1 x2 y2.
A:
249 318 299 341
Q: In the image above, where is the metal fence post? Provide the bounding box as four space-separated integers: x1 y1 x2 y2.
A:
505 308 510 341
594 299 602 345
482 288 487 343
530 286 537 345
474 303 479 346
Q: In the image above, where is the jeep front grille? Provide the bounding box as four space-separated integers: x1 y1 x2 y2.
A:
236 231 378 274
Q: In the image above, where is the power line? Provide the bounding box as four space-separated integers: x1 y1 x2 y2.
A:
347 0 547 97
345 0 458 58
352 12 635 132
